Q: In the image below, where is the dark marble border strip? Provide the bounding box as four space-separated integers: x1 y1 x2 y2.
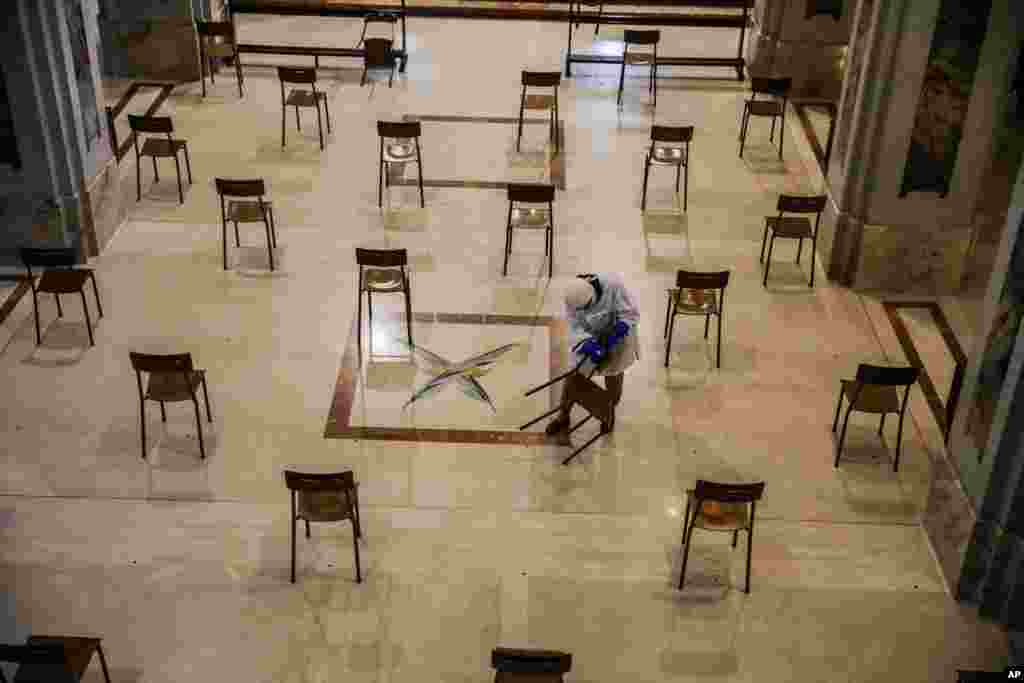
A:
792 100 837 175
0 280 30 327
325 311 568 444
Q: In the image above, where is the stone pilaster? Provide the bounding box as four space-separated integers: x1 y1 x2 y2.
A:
746 0 852 99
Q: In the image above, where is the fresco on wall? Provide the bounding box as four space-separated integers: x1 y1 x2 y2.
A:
0 69 20 170
67 0 101 146
899 0 993 198
965 213 1024 462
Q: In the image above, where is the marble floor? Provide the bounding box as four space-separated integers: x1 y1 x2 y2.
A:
0 15 1009 683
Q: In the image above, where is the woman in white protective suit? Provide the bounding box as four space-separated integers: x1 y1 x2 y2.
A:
546 273 640 434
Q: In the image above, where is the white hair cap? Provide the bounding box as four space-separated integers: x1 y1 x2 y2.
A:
565 278 594 310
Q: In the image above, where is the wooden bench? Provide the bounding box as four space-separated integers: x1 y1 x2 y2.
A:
236 42 409 72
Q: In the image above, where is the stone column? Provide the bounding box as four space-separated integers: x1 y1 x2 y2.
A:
0 0 96 267
818 0 1024 292
745 0 853 99
98 0 200 81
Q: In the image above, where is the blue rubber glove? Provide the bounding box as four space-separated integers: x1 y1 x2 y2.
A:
578 337 607 363
605 320 631 350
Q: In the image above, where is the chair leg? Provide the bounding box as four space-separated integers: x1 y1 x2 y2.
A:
744 529 753 593
878 413 886 436
404 288 413 347
378 149 384 208
796 237 803 264
738 108 749 158
295 105 301 132
55 293 63 317
357 289 363 355
835 404 854 467
417 160 425 208
160 401 166 422
236 58 244 98
361 66 368 87
762 235 776 287
183 146 193 184
616 59 626 106
716 313 723 369
96 642 112 683
201 376 213 422
305 519 311 538
30 291 41 344
894 411 907 472
324 97 332 133
664 310 677 368
265 218 275 271
290 517 296 583
136 160 142 201
641 158 650 211
234 221 240 247
139 401 147 459
663 293 672 339
503 208 512 276
89 273 104 317
678 513 696 590
778 118 785 160
367 291 373 351
281 103 287 148
152 156 160 182
516 103 525 152
173 154 184 204
80 291 94 346
732 530 738 548
831 388 844 432
769 116 776 142
201 51 208 97
193 398 206 459
548 222 554 278
352 522 362 583
809 236 817 287
683 164 688 212
222 220 229 270
760 224 769 262
268 208 278 248
315 103 325 151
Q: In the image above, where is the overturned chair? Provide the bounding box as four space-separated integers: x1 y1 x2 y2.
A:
520 360 614 465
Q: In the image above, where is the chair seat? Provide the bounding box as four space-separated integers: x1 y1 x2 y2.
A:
669 287 718 315
765 216 813 238
383 141 417 163
206 43 236 58
523 94 556 110
691 500 749 531
840 380 901 414
510 207 551 229
227 199 273 223
297 489 356 522
625 52 655 64
140 138 188 157
650 145 686 165
284 89 327 108
495 673 561 683
362 267 405 292
145 370 205 402
36 269 91 294
746 100 783 117
21 635 102 682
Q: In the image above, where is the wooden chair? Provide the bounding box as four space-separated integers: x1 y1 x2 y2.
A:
641 125 693 212
20 247 103 347
278 67 331 151
572 0 603 33
356 248 412 355
127 114 193 204
664 270 729 369
377 120 424 208
357 10 398 47
832 364 919 472
504 183 555 278
196 20 243 98
517 71 561 153
760 194 827 288
129 352 212 460
361 38 397 87
679 480 765 593
215 178 278 271
491 648 573 683
284 470 362 583
617 30 660 107
0 636 112 683
739 76 792 160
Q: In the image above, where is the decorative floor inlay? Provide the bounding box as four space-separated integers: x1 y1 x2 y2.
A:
325 311 569 444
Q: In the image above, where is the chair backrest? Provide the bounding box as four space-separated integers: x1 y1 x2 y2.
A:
777 194 827 214
491 648 572 676
128 114 174 134
676 269 729 291
215 178 267 198
364 10 399 24
283 469 356 494
508 183 555 204
364 38 394 67
751 76 792 99
356 247 408 268
693 480 766 505
624 29 660 45
0 643 75 683
651 125 693 144
196 20 235 40
377 120 421 139
278 66 317 85
129 351 195 375
522 71 560 88
20 247 78 272
854 363 920 387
